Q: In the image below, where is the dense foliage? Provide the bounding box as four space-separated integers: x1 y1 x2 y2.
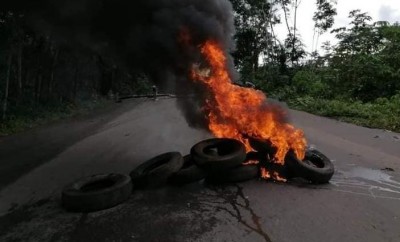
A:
230 1 400 132
0 11 152 134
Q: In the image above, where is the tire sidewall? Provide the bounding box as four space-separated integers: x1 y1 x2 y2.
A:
130 152 184 188
191 138 246 171
286 150 334 183
62 173 132 212
169 155 206 185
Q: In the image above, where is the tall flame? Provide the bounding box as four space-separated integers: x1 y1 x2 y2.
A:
191 40 307 163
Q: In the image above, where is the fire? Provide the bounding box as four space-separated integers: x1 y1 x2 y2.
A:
243 159 260 166
190 39 307 164
261 168 287 182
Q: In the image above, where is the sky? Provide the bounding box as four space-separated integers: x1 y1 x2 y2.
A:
274 0 400 53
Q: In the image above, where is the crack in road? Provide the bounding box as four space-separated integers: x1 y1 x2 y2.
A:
198 184 272 242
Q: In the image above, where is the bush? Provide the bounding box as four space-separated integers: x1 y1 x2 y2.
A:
0 98 109 136
292 70 330 98
288 94 400 132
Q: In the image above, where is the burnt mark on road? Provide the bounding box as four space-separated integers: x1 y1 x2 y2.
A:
0 198 81 241
66 184 221 242
198 184 273 242
0 180 273 242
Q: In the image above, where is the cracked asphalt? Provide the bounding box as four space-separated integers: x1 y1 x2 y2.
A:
0 98 400 242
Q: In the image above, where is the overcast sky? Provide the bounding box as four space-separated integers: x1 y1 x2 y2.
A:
275 0 400 53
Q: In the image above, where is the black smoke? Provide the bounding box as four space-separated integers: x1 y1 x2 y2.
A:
2 0 238 128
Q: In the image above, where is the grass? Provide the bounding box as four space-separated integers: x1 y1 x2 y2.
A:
286 94 400 133
0 98 111 136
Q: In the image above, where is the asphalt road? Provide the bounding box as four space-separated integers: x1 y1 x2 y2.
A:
0 98 399 242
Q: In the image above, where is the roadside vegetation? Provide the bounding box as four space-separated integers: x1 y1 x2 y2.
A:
0 12 152 136
231 1 400 132
0 98 110 136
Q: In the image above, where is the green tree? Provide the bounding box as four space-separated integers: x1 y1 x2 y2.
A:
328 11 400 101
312 0 337 52
230 0 278 76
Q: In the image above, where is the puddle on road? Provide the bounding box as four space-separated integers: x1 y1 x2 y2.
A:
330 167 400 200
345 167 399 185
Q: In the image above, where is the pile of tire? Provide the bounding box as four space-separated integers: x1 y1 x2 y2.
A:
61 138 334 213
249 138 335 184
128 137 334 187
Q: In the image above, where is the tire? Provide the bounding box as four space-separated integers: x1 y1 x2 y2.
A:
285 149 334 184
206 164 259 184
130 152 184 189
261 162 293 180
245 152 263 163
169 155 206 185
62 173 132 213
248 138 276 156
246 151 276 164
191 138 246 171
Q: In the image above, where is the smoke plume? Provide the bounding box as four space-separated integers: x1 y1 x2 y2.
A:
2 0 238 127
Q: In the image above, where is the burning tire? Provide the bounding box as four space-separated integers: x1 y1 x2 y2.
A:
248 138 276 157
261 162 293 180
206 164 259 184
245 151 264 164
169 154 206 185
247 147 295 180
130 152 184 189
286 149 334 184
61 173 132 212
191 138 246 171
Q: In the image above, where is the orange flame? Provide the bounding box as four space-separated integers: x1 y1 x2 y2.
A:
260 167 272 179
190 39 306 163
260 167 287 182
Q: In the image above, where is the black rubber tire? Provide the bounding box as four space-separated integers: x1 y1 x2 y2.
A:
206 164 259 184
168 155 206 185
248 138 277 156
130 152 184 189
248 139 295 178
191 138 246 171
245 152 263 163
62 173 132 213
285 149 334 184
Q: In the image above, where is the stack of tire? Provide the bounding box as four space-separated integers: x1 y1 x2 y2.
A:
128 138 260 188
249 138 335 184
61 138 334 213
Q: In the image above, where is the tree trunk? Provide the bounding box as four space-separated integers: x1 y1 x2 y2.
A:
315 32 321 54
111 66 116 93
73 66 79 101
292 0 299 66
97 55 112 96
24 68 30 91
281 0 292 36
37 74 42 102
252 49 259 75
17 44 23 99
48 49 59 97
3 54 13 120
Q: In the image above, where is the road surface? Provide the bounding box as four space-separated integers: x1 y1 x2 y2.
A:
0 98 399 242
